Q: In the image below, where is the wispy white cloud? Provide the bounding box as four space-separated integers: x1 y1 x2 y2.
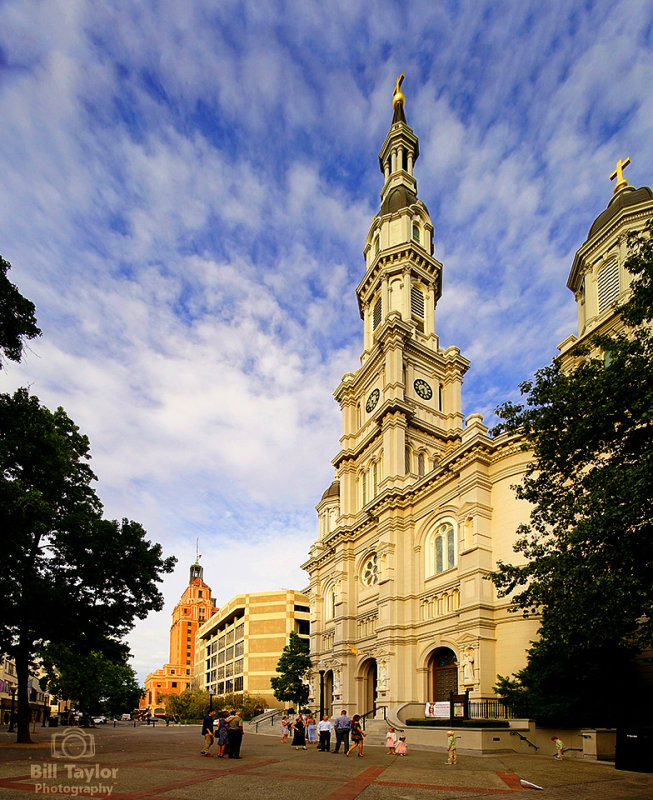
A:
1 0 652 680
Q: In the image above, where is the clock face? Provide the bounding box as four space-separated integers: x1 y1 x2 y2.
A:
366 388 380 413
414 379 433 400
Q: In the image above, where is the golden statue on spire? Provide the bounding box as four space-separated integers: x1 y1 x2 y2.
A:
393 73 405 110
610 157 631 194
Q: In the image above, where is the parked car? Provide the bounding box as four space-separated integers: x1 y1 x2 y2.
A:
91 717 105 725
121 714 131 721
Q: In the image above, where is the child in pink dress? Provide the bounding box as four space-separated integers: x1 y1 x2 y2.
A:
395 736 407 756
385 727 397 754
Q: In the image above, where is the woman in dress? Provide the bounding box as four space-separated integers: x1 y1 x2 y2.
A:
345 714 366 757
291 713 307 750
280 715 290 743
305 712 316 745
216 712 229 758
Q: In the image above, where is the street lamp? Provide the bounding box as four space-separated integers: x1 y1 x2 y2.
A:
42 693 48 727
209 691 213 712
317 661 325 719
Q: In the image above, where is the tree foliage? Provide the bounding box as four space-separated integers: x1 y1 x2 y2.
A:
491 219 653 725
164 689 266 721
40 644 143 717
0 389 176 741
270 631 311 709
0 255 41 368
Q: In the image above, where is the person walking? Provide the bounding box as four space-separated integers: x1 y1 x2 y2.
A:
345 715 366 757
317 715 333 751
200 710 216 756
291 713 307 750
385 727 397 754
227 711 244 759
333 710 351 754
446 730 459 764
280 715 290 743
552 736 566 760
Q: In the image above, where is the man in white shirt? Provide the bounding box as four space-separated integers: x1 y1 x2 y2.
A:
317 715 333 751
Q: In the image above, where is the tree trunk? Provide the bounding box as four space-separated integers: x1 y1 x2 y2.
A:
16 642 32 744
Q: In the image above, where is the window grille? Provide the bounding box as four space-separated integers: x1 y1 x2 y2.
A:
362 554 379 586
373 298 382 329
411 285 425 318
598 260 619 312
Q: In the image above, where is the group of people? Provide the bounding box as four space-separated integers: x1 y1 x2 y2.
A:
280 710 407 758
200 710 244 759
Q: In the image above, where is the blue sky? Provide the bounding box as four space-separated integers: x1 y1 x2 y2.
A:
2 0 652 683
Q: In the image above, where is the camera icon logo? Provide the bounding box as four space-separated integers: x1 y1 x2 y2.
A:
51 729 96 759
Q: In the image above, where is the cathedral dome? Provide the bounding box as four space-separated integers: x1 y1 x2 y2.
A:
321 480 340 501
587 185 653 238
381 185 420 215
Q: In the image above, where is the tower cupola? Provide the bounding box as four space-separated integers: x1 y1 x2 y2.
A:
359 76 441 361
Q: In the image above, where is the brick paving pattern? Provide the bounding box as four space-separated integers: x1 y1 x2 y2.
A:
0 724 652 800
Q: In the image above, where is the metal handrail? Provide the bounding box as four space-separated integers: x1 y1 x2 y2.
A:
510 731 539 750
253 708 287 733
358 706 405 733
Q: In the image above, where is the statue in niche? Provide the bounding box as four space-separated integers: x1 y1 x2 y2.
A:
462 650 475 683
378 659 388 690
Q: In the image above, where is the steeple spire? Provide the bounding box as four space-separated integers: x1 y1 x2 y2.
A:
357 75 441 361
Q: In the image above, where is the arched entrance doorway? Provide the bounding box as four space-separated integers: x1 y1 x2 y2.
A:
359 659 377 715
429 647 458 701
323 671 334 717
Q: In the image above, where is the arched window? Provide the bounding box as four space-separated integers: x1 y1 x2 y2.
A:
373 461 378 496
417 452 425 477
374 235 380 256
426 522 457 577
361 470 367 507
412 222 420 243
361 554 379 586
324 584 336 621
405 446 411 474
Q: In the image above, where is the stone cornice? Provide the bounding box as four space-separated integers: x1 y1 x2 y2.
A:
568 199 653 291
356 244 443 317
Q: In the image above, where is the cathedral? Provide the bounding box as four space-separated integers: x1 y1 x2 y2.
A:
302 79 653 719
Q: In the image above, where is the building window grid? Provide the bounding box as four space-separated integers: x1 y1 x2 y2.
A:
206 615 248 696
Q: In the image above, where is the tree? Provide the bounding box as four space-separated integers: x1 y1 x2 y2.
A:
40 644 143 718
0 389 176 742
270 632 311 710
0 255 41 368
491 219 653 725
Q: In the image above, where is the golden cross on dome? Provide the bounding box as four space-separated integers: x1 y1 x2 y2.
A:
610 157 631 194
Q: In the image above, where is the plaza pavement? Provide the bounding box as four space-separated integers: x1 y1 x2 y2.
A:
1 722 652 800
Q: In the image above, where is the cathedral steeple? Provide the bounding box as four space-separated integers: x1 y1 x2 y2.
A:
358 76 441 360
333 78 468 517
